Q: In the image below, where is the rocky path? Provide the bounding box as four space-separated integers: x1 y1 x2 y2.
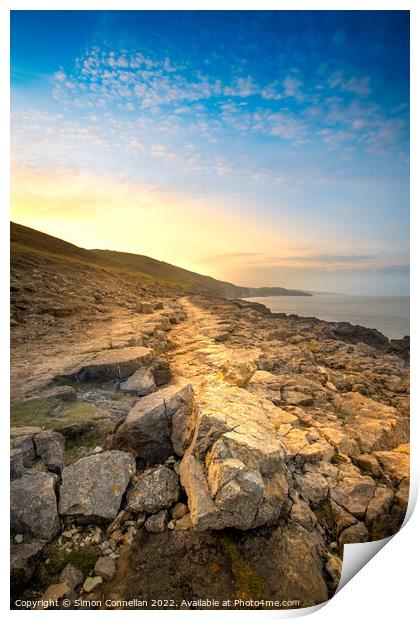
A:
10 294 410 610
168 297 260 387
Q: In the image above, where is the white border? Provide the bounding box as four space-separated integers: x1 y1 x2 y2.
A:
1 2 417 619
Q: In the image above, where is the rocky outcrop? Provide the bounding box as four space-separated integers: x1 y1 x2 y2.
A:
59 451 135 521
111 384 195 463
327 321 390 350
179 384 290 530
11 471 60 541
334 392 409 453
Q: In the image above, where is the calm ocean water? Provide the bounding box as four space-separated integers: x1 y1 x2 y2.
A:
245 295 410 340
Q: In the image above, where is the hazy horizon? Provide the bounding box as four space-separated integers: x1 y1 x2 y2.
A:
11 10 409 296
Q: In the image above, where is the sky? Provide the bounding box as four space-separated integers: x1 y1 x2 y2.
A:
10 10 410 295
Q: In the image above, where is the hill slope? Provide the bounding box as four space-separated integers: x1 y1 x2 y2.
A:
11 222 310 298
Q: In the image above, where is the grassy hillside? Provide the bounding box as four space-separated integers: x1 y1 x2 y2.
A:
11 222 310 298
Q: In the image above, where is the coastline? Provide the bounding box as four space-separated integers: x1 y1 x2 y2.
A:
10 276 410 608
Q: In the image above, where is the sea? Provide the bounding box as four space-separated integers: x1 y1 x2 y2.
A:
244 295 410 341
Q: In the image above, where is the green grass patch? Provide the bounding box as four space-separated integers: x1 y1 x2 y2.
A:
10 398 97 434
314 501 336 539
29 543 101 594
44 542 100 577
330 453 346 465
65 423 114 463
335 407 347 422
153 340 177 355
221 535 269 605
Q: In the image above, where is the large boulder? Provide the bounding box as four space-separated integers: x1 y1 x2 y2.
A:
59 451 135 521
11 471 61 541
179 384 290 530
11 541 44 590
58 347 154 382
34 431 65 473
127 466 179 513
111 384 195 463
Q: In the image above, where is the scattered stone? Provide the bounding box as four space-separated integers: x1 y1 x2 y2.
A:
174 513 192 531
262 522 329 607
145 510 169 533
119 367 156 395
136 302 154 314
94 556 116 581
152 359 172 386
171 502 188 520
128 466 179 514
14 534 24 544
83 576 103 593
59 451 135 521
41 582 70 606
10 426 42 439
60 563 84 590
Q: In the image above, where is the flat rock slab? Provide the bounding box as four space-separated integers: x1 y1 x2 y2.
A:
58 347 154 382
11 471 61 541
59 451 135 521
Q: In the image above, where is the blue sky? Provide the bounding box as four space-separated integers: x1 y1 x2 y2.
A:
11 10 409 294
